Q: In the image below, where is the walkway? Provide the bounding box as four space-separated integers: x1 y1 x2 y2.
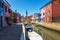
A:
0 23 22 40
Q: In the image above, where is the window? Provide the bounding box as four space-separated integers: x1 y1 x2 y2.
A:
0 1 2 8
59 0 60 3
0 1 3 8
43 13 45 15
2 3 3 8
8 9 10 13
48 10 50 14
5 6 7 12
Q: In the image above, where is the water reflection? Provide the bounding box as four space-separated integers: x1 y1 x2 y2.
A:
25 24 30 40
33 24 60 40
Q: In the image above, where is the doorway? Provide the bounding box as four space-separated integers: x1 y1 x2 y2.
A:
0 16 2 29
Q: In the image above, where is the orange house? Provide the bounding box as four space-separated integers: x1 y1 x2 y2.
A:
40 0 60 22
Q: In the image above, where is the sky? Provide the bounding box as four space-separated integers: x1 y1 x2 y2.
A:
7 0 51 16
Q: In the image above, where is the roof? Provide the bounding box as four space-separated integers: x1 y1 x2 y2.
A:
4 0 11 7
40 0 52 9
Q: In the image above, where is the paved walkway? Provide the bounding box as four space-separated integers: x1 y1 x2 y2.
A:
0 23 22 40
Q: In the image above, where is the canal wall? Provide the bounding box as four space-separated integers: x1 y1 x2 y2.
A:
39 23 60 31
31 23 60 40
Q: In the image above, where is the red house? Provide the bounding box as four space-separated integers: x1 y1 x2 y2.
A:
40 0 60 22
52 0 60 21
14 12 18 23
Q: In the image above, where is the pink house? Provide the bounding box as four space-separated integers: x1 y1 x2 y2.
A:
40 0 60 23
40 7 46 22
4 0 10 27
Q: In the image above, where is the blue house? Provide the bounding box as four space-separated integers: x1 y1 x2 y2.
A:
0 0 4 15
38 13 41 22
17 13 21 23
0 0 4 29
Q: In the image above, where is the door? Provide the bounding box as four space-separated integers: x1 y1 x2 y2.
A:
0 16 2 29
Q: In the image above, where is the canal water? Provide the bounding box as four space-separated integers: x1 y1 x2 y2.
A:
25 24 31 40
32 23 60 40
25 24 43 40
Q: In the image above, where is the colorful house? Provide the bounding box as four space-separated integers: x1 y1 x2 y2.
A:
14 10 21 23
28 16 32 21
40 7 46 22
40 0 60 23
38 13 41 22
14 11 17 23
21 16 24 22
0 0 4 29
32 13 38 22
4 0 10 27
17 13 21 23
34 13 41 22
9 9 14 23
31 15 34 22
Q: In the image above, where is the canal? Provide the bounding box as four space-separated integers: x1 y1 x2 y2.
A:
25 24 43 40
25 24 30 40
31 23 60 40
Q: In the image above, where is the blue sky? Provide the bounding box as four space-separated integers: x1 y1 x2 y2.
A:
7 0 51 16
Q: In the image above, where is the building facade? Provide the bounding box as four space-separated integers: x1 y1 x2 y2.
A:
52 0 60 21
40 0 60 23
4 0 10 27
45 2 52 22
14 11 18 23
9 9 14 23
38 13 41 22
17 13 21 23
32 13 38 22
28 16 32 21
14 10 21 23
21 16 24 22
40 7 46 22
0 0 4 29
0 0 11 28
